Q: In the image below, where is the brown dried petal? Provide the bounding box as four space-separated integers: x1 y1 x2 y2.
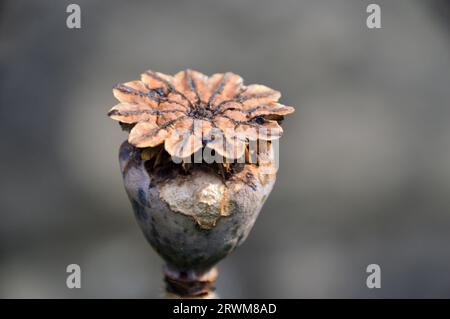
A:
187 70 211 104
256 120 284 140
167 134 203 158
208 73 243 108
113 81 158 107
219 103 294 122
240 84 281 108
142 71 191 108
234 124 259 141
157 110 188 126
108 102 157 124
222 109 247 122
158 100 188 112
247 103 295 119
227 120 283 141
172 117 194 132
200 119 213 139
213 117 236 133
128 120 171 148
173 70 205 105
206 134 246 160
141 71 174 94
164 119 203 158
215 115 259 141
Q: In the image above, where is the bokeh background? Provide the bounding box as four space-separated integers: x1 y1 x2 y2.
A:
1 0 449 298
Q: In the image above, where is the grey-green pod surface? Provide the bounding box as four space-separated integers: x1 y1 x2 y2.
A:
119 141 276 275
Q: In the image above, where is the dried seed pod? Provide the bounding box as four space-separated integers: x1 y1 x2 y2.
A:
109 69 294 298
119 141 276 297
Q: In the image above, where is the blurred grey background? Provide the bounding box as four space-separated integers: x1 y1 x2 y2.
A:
1 0 449 298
